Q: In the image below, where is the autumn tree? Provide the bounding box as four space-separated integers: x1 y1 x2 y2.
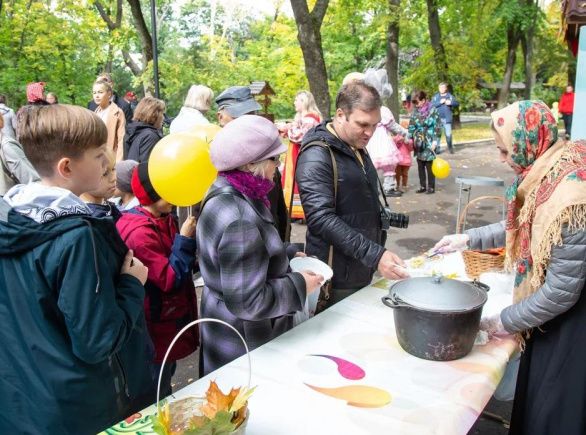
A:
425 0 449 84
290 0 331 117
386 0 401 119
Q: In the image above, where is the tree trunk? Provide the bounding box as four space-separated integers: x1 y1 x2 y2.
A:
425 0 449 83
95 0 149 81
520 33 533 100
520 0 536 100
290 0 331 117
498 27 520 108
126 0 153 64
386 0 401 121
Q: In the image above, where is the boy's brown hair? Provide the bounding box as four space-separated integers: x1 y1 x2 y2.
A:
17 104 107 177
132 96 166 125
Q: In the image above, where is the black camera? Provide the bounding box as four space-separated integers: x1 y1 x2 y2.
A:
381 207 409 230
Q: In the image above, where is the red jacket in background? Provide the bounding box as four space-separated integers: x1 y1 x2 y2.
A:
116 207 199 363
559 92 575 115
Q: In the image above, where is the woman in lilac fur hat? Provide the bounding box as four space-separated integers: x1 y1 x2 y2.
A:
197 115 323 375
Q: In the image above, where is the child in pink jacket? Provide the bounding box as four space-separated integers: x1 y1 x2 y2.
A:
395 135 413 192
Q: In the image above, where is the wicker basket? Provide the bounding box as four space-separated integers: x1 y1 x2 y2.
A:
457 196 506 278
461 249 505 278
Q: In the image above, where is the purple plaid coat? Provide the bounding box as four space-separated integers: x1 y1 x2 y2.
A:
197 177 306 375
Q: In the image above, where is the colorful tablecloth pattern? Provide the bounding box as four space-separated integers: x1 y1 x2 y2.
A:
102 253 517 435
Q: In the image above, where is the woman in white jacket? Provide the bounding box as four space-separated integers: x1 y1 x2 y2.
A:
169 85 213 134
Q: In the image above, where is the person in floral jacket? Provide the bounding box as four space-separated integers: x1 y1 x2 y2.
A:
408 90 442 194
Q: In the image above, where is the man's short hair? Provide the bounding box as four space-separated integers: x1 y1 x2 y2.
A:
17 105 107 177
0 94 6 105
133 96 166 125
335 82 382 115
439 82 448 87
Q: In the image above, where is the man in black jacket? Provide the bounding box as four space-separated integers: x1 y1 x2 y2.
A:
296 82 409 307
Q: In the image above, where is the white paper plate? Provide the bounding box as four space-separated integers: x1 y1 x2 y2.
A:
289 257 333 283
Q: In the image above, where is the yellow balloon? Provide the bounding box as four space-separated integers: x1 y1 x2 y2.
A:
432 157 451 179
148 133 217 206
185 124 222 144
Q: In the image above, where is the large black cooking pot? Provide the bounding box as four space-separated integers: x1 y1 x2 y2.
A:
381 276 489 361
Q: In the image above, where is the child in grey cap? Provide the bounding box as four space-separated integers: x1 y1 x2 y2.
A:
114 159 139 211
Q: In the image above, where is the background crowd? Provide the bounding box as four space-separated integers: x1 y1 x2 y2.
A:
0 71 583 435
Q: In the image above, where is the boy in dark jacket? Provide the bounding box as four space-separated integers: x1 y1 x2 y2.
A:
81 150 122 222
116 162 199 400
0 104 153 435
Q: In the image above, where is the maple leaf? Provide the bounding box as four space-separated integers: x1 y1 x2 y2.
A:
184 411 236 435
200 381 240 420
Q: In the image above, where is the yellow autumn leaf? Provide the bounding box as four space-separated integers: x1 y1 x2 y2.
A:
229 386 256 413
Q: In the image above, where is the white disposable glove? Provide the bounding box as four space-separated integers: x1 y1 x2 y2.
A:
480 313 508 337
432 234 470 254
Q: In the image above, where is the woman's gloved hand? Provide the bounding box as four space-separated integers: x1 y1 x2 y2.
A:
480 313 508 337
432 234 470 254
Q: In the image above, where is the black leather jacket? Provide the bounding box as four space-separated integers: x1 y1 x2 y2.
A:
296 122 386 289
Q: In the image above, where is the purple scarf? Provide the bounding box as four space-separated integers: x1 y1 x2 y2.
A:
220 170 275 208
418 101 433 119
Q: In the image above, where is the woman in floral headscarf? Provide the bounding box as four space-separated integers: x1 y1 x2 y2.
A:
434 101 586 434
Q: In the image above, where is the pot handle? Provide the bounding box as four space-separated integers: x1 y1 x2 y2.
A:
381 294 410 309
471 279 490 292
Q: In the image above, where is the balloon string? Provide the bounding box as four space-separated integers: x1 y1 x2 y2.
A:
187 207 192 218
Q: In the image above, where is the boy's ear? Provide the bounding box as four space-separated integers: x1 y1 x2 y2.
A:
56 157 73 180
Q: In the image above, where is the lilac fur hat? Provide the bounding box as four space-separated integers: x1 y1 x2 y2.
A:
210 115 287 171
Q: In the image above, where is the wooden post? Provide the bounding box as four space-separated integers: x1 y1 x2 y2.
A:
573 26 585 140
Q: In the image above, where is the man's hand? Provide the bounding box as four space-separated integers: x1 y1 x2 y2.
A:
377 251 409 280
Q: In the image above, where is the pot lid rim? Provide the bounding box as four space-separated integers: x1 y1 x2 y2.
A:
390 276 488 311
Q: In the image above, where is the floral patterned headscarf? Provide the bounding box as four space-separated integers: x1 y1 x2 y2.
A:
491 101 586 307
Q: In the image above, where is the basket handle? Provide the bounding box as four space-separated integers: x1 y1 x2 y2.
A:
156 318 251 413
456 195 506 234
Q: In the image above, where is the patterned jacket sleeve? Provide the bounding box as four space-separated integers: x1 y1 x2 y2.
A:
501 228 586 333
218 219 306 320
430 109 443 143
287 115 320 143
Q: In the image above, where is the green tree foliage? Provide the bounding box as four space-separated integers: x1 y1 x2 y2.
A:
0 0 108 107
0 0 575 117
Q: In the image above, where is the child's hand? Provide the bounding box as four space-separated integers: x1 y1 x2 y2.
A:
180 216 197 238
121 250 148 285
